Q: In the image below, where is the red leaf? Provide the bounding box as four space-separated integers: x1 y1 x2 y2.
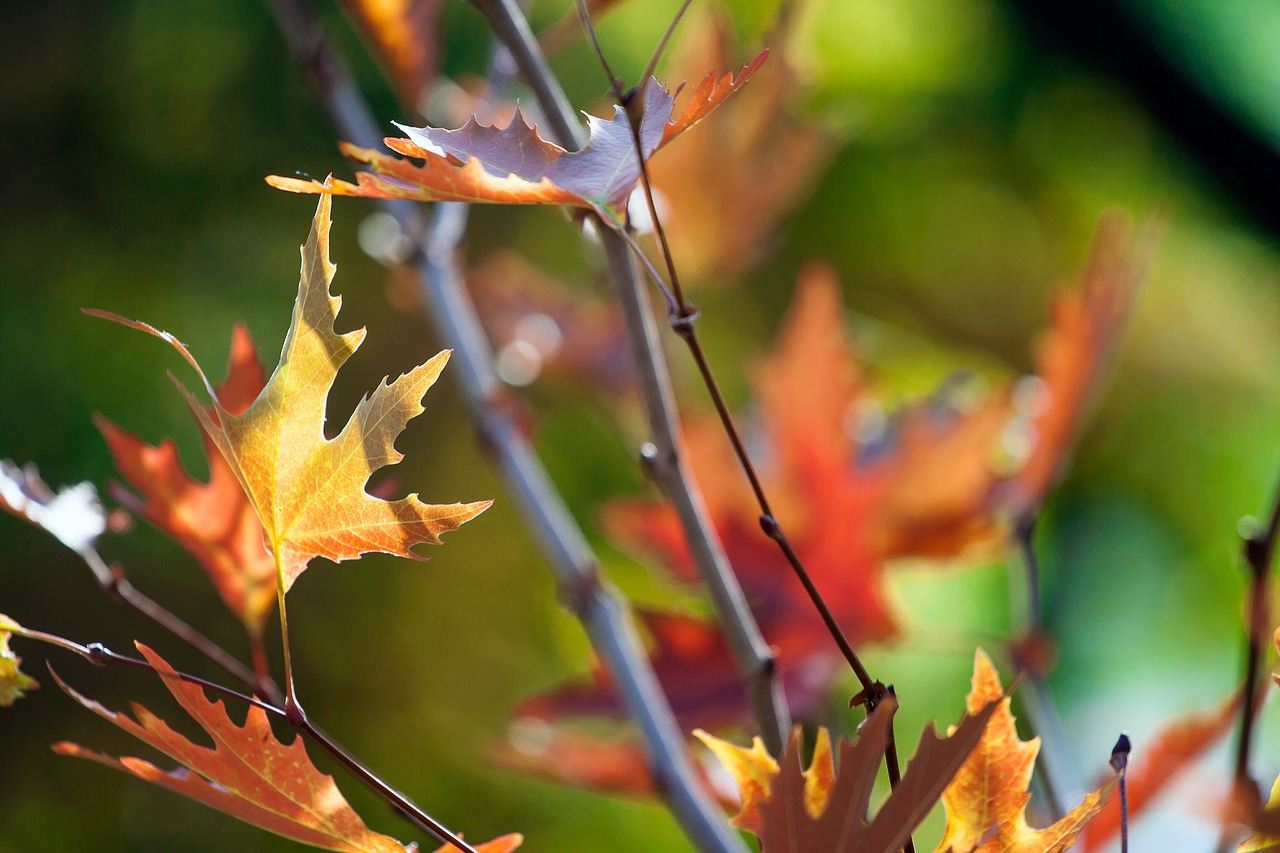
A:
97 324 276 634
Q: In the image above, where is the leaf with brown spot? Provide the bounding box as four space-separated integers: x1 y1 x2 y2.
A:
935 650 1116 853
266 53 767 214
97 324 276 635
88 195 490 594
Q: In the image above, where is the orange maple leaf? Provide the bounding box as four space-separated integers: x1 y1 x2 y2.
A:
696 694 998 853
53 644 521 853
90 194 490 595
936 650 1116 853
266 52 767 214
96 324 276 635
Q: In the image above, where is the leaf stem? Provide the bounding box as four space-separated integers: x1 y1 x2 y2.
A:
268 2 748 850
1233 474 1280 798
1010 515 1078 821
561 0 881 704
1110 734 1131 853
82 545 282 704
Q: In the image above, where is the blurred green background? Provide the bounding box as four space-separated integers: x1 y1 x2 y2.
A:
3 0 1280 851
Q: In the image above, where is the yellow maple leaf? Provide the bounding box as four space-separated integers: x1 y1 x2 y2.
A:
936 649 1117 853
91 195 490 596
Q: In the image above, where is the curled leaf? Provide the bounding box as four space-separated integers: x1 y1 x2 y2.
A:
267 54 768 214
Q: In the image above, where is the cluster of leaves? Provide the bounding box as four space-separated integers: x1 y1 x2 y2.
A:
4 1 1279 852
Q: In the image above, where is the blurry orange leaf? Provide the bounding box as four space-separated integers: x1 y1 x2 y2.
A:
1000 211 1160 515
936 650 1116 853
0 614 37 707
699 695 998 852
267 53 767 213
0 459 106 555
649 7 833 281
1082 689 1238 849
339 0 440 108
54 644 407 851
88 195 490 593
97 324 276 635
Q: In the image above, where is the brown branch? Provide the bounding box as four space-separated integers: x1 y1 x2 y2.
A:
267 2 748 850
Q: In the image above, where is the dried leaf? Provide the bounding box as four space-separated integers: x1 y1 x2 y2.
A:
97 324 276 634
267 53 768 213
339 0 441 108
935 650 1116 853
54 644 411 851
0 459 106 554
88 195 490 592
0 614 37 707
699 695 998 853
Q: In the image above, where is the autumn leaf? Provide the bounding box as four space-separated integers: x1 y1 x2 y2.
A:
52 643 520 852
1081 689 1239 850
89 194 490 594
936 649 1116 853
0 613 37 707
97 324 276 635
500 218 1153 797
266 52 768 214
339 0 441 109
0 459 107 555
647 6 834 281
697 694 998 853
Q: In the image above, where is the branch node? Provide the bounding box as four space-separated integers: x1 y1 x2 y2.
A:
85 643 111 667
558 564 604 618
758 513 781 540
285 694 308 728
668 304 701 338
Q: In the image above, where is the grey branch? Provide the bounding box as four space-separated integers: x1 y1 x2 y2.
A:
267 1 748 850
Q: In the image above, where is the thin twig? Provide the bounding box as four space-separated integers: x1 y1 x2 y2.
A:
1234 476 1280 797
82 546 282 704
1111 734 1131 853
554 0 880 702
1011 516 1079 820
601 232 790 754
267 2 747 850
26 629 476 853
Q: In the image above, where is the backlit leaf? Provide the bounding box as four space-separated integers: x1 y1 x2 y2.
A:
935 650 1116 853
53 643 521 852
97 324 276 634
89 195 490 592
266 53 768 214
699 694 998 853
